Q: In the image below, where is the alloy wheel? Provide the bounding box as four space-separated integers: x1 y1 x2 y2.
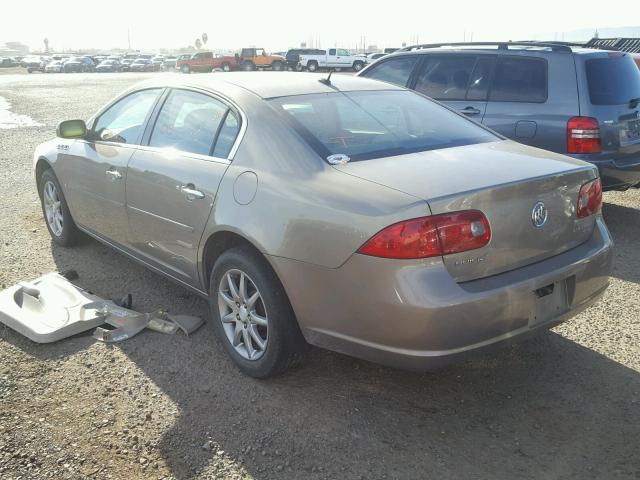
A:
43 180 63 237
218 269 268 360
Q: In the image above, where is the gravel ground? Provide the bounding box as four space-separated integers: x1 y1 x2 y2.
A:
0 72 639 480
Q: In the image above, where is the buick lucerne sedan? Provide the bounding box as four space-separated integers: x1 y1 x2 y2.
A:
34 73 613 377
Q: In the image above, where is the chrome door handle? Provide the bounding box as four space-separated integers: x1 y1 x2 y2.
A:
180 184 205 200
105 169 122 180
461 106 481 116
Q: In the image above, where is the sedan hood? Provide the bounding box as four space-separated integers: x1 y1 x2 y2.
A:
334 140 600 281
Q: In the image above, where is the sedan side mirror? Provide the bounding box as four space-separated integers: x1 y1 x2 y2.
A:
56 119 87 139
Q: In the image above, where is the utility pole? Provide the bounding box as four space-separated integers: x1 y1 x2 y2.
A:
127 27 131 51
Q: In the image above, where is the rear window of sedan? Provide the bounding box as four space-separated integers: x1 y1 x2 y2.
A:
270 90 498 161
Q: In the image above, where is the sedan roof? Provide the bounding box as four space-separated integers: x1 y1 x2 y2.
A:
139 72 405 99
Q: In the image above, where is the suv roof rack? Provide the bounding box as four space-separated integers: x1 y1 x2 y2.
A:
584 37 640 54
398 41 573 53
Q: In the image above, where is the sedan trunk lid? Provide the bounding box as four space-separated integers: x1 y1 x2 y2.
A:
335 140 599 281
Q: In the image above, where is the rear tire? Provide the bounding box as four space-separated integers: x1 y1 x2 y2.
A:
352 61 364 72
38 169 83 247
181 64 190 73
209 246 308 378
307 61 318 72
242 61 255 71
271 61 283 71
222 62 231 72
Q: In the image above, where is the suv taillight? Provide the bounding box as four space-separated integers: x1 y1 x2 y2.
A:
577 178 603 218
567 116 601 154
357 211 490 259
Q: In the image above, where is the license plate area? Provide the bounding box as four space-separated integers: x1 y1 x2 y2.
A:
529 279 570 327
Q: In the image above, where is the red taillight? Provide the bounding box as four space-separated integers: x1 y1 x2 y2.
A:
357 210 491 259
567 116 601 154
577 178 603 218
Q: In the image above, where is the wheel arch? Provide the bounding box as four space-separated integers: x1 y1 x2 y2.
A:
35 156 53 194
200 230 279 293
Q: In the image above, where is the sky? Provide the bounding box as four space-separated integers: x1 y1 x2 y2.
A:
2 0 639 53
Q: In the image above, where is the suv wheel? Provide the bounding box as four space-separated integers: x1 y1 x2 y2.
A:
222 62 231 72
307 61 318 72
38 169 83 246
242 61 255 71
271 61 283 71
352 61 364 72
209 246 307 378
180 64 190 73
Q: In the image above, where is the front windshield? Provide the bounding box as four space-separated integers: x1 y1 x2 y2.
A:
270 90 498 161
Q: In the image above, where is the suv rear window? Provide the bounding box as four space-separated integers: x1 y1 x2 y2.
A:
490 57 547 103
586 56 640 105
271 90 498 162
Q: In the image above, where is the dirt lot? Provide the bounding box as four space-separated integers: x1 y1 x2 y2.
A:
0 72 639 480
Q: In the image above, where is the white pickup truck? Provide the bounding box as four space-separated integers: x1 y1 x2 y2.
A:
298 48 367 72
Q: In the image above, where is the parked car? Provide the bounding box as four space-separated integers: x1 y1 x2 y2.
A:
96 60 121 73
22 55 46 73
284 48 325 70
238 48 285 71
120 58 134 72
63 56 95 73
34 72 612 377
365 52 387 64
176 51 238 73
44 60 65 73
162 57 178 70
299 48 366 72
151 56 165 69
0 57 18 68
129 58 157 72
359 42 640 191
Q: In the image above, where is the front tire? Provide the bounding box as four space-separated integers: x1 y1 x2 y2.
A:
352 61 364 72
271 61 283 71
307 61 318 72
209 246 307 378
180 64 190 73
38 169 82 246
222 62 231 72
242 61 255 71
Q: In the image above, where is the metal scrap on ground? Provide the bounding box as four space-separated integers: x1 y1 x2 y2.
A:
0 272 203 343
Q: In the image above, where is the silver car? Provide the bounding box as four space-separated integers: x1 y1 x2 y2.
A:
34 72 613 377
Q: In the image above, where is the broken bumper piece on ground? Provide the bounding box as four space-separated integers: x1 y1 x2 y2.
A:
0 272 203 343
93 307 203 343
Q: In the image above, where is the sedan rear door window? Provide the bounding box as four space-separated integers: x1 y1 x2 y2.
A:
149 89 229 156
212 111 241 158
363 56 417 87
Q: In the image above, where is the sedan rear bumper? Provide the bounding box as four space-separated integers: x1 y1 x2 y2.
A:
270 217 613 370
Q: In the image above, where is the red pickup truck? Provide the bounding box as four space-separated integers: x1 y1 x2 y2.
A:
176 51 238 73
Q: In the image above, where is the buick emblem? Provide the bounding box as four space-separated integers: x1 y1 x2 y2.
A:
531 201 548 228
